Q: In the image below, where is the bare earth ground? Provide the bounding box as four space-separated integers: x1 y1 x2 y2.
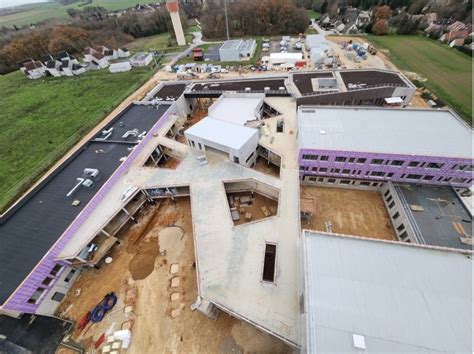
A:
57 197 291 353
227 192 279 227
301 186 396 240
254 156 280 178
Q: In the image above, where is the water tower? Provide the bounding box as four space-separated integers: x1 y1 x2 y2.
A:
166 0 186 46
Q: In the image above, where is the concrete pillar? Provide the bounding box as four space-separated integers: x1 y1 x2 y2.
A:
167 1 186 46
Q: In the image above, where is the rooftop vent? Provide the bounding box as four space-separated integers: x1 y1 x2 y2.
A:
264 87 270 91
320 130 326 135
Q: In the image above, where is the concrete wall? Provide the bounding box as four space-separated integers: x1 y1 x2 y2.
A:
223 179 279 200
35 266 80 316
298 148 473 188
301 175 384 191
185 130 259 167
380 183 417 243
219 47 240 62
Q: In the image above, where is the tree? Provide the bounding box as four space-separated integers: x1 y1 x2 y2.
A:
372 19 389 35
374 5 391 20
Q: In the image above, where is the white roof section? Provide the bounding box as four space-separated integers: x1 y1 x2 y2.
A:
298 107 473 159
185 117 257 150
269 52 303 60
302 231 473 353
220 39 242 50
384 96 403 104
208 94 264 126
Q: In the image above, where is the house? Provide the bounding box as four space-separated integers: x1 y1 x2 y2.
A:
96 45 118 60
344 22 359 34
334 20 345 32
130 52 153 67
449 38 465 47
41 54 62 77
109 61 132 73
117 48 131 58
356 10 370 28
83 47 96 63
341 7 358 23
440 30 469 43
19 59 46 79
447 20 467 32
89 52 109 70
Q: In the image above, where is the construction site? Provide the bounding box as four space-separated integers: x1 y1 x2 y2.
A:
0 71 472 353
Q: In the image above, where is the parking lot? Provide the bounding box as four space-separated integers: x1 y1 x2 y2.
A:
267 37 303 55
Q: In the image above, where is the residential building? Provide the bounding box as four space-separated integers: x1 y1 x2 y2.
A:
109 61 132 73
298 106 473 188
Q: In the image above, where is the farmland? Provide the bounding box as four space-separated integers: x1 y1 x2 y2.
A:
0 0 159 27
369 35 472 123
0 68 153 212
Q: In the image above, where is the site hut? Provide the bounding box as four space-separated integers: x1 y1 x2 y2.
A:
130 52 154 67
300 231 473 353
266 52 304 70
289 69 416 107
298 106 473 189
218 39 257 61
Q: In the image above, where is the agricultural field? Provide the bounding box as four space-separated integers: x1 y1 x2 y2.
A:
0 68 153 212
369 35 472 123
125 32 194 54
0 0 159 27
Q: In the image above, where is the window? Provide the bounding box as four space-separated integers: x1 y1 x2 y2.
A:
262 243 277 283
444 177 452 182
371 159 384 165
335 156 347 162
386 196 393 203
50 264 62 276
317 178 324 182
330 168 340 173
387 173 394 178
372 183 380 187
340 179 351 184
319 167 327 172
309 177 317 182
399 231 408 240
299 165 305 170
407 174 422 180
64 269 77 283
320 155 329 161
312 167 318 172
392 212 400 219
452 177 467 184
371 171 385 177
396 224 405 232
28 288 46 304
348 157 355 163
198 142 202 150
423 175 434 181
327 179 336 183
408 161 419 167
51 292 66 302
384 190 390 197
356 158 366 164
391 160 404 166
360 181 370 186
426 162 444 169
245 152 255 164
342 169 350 174
302 154 318 160
42 277 54 286
388 201 395 209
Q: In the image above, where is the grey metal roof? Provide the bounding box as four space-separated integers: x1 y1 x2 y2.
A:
0 104 169 304
302 231 473 353
394 184 472 250
220 40 242 50
305 34 327 48
298 107 473 159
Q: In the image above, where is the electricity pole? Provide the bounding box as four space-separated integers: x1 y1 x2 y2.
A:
224 0 230 40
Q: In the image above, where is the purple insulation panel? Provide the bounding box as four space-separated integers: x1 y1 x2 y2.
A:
3 106 174 314
298 148 473 188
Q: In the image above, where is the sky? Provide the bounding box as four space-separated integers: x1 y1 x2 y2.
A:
0 0 51 9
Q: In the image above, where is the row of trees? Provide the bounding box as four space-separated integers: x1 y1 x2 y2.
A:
202 0 309 39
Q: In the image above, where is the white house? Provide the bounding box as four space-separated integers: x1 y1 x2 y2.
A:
184 117 259 167
130 52 154 67
117 48 131 58
109 61 132 73
20 59 46 79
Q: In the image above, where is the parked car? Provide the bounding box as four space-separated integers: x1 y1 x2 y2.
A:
221 68 229 73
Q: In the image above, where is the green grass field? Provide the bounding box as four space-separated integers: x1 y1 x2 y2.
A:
369 35 472 123
125 32 194 54
0 68 153 212
307 9 320 20
0 0 159 27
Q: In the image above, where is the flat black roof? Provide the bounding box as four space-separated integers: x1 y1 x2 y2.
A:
0 104 169 304
292 72 334 95
188 78 287 93
339 70 407 88
395 184 472 250
153 83 188 101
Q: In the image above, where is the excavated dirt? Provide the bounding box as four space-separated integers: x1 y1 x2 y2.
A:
129 238 160 280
